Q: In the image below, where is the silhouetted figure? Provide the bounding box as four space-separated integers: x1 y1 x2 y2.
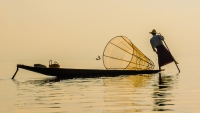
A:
149 29 177 70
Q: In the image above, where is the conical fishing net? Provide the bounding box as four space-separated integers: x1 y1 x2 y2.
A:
103 36 154 70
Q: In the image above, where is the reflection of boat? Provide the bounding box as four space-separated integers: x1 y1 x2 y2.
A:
12 64 161 79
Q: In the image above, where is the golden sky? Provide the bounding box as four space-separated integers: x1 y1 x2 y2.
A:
1 0 200 62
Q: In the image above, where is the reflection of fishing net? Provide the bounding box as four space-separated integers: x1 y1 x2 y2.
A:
103 36 154 70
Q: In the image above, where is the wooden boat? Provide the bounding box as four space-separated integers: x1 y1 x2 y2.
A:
12 64 161 79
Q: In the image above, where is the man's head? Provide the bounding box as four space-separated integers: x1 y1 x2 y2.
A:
149 29 157 35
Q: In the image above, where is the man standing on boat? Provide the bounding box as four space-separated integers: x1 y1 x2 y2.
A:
149 29 178 70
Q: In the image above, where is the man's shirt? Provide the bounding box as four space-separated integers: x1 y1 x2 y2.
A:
150 35 164 48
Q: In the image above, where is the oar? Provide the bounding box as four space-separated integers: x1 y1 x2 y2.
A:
159 33 180 73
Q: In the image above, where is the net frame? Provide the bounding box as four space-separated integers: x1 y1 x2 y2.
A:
103 36 155 70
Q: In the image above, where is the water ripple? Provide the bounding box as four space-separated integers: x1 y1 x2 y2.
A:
0 73 180 113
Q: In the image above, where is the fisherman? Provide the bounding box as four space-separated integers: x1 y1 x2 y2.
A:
149 29 178 70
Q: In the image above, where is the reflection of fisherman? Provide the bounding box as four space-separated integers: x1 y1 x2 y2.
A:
149 29 178 70
152 73 175 111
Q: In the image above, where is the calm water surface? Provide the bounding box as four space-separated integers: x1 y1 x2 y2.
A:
0 56 200 113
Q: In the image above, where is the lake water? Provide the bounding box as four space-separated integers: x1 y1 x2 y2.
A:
0 55 200 113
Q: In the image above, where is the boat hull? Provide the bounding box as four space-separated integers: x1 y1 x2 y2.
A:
17 64 160 79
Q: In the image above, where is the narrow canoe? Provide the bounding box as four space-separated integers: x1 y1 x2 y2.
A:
15 64 161 79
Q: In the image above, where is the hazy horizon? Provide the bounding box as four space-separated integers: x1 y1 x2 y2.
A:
1 0 200 63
